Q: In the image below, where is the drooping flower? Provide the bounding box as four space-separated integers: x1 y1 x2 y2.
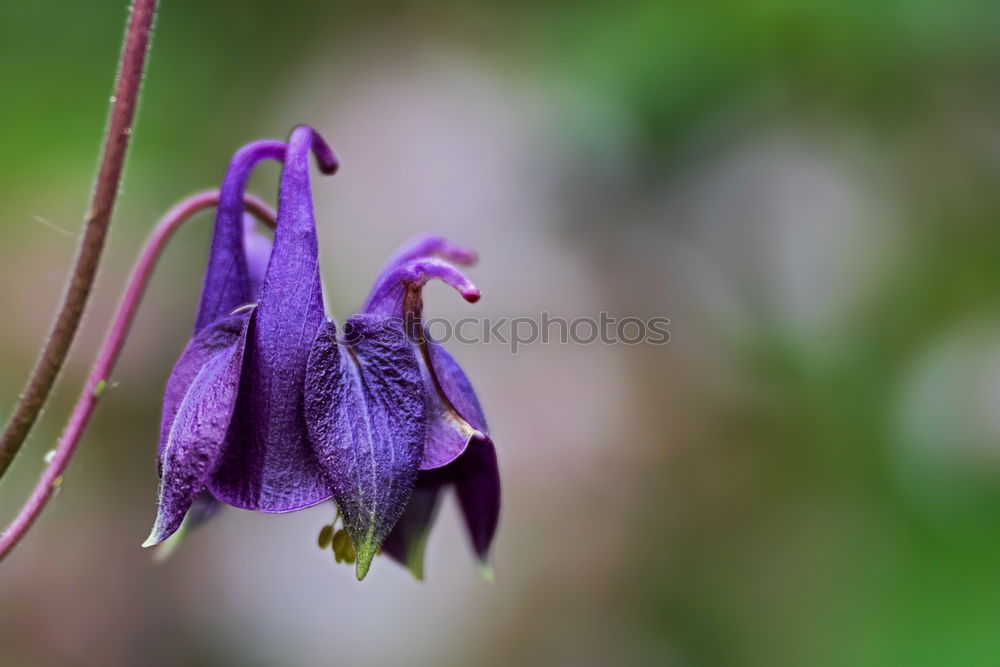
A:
146 125 499 581
146 128 338 546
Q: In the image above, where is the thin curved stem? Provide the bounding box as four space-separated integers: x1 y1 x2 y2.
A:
0 0 157 479
0 192 278 561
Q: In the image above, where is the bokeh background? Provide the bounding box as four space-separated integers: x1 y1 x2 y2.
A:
1 1 1000 665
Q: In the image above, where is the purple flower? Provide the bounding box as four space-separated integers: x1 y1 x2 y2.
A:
146 125 499 581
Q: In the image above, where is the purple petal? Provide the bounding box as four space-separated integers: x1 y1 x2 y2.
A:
208 126 339 512
374 234 477 288
242 214 272 298
424 342 487 432
363 257 480 321
160 314 248 461
381 473 445 580
195 140 286 332
454 434 500 565
145 315 251 546
420 402 477 470
305 316 427 580
418 341 489 469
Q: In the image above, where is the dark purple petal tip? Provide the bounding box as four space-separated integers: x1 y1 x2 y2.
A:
294 124 339 175
455 434 501 565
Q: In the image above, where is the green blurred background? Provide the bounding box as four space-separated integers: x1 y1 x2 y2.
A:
2 1 1000 665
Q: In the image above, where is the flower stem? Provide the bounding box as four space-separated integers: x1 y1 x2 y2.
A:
0 0 157 479
0 192 278 561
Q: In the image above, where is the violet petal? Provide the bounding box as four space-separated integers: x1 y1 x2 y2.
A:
418 341 489 469
195 139 285 332
208 126 339 512
159 313 248 461
305 316 427 580
145 314 251 546
424 341 488 432
454 434 501 565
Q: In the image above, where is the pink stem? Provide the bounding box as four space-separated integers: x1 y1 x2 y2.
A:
0 191 277 560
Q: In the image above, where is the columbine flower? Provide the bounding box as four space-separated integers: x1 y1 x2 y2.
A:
146 125 499 581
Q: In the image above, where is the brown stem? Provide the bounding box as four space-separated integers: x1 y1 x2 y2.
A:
0 0 157 478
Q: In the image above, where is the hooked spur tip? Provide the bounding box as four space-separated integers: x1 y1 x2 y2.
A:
292 124 340 175
461 287 481 303
320 153 340 175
